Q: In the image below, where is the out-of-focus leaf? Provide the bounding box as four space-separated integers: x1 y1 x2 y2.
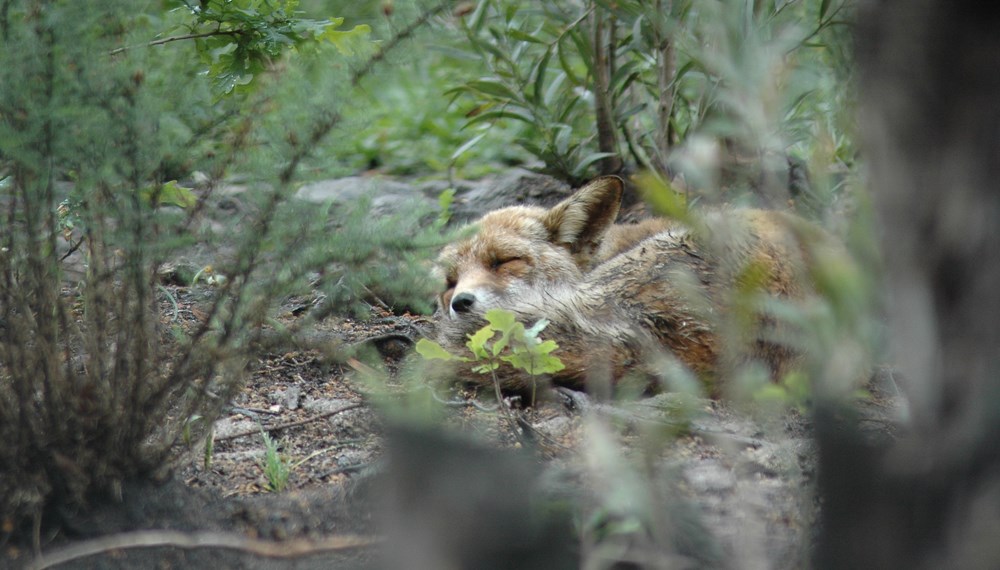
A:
142 181 197 209
572 152 618 177
636 171 688 220
507 28 545 44
532 47 553 105
451 132 488 162
415 338 461 361
465 107 536 126
485 308 517 332
819 0 832 21
319 21 372 56
466 79 520 100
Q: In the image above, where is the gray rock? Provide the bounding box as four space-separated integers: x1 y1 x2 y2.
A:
295 176 434 217
447 169 571 224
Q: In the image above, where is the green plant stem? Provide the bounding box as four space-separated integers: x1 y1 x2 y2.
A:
489 364 525 443
157 284 180 323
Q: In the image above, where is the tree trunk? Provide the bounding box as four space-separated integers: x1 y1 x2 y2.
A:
591 7 622 176
816 2 1000 568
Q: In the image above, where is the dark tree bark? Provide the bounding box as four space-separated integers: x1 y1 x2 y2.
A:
816 2 1000 568
591 9 623 176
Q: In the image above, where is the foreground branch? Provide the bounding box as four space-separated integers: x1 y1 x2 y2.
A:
214 402 364 442
27 530 380 570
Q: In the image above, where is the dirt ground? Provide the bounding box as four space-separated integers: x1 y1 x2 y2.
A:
4 173 903 569
7 285 901 569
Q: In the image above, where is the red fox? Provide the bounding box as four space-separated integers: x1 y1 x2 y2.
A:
433 176 833 396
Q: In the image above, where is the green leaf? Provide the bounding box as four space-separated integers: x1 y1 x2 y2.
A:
554 94 581 123
160 181 197 209
319 22 372 56
492 330 510 356
819 0 832 21
553 124 572 156
534 339 560 355
466 325 497 359
436 188 455 227
465 107 536 126
636 171 689 220
466 0 491 33
568 28 593 75
466 79 519 100
609 60 641 94
415 338 460 361
485 308 517 332
673 59 698 84
503 345 565 375
450 132 488 162
472 361 500 374
572 152 618 177
543 70 567 107
556 38 583 86
142 181 197 209
503 3 518 23
507 28 545 44
532 47 553 105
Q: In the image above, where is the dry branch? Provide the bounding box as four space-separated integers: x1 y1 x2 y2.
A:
215 403 364 443
26 530 380 570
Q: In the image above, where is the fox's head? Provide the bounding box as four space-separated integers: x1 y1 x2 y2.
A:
434 176 624 321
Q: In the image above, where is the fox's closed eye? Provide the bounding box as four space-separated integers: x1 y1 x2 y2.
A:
491 257 523 269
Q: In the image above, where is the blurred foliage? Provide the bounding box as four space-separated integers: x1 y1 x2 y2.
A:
162 0 371 97
0 0 446 537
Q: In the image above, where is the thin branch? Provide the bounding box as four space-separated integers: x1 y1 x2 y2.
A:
350 0 453 87
57 237 84 262
26 530 380 570
215 403 364 442
109 30 240 56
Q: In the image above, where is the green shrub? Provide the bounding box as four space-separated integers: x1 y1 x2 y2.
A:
448 0 856 203
0 0 415 539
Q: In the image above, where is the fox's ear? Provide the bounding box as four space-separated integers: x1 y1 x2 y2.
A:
543 175 623 259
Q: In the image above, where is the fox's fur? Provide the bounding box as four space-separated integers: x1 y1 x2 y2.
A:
433 176 833 396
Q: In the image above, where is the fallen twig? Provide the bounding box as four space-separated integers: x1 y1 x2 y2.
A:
26 530 380 570
313 461 372 481
215 403 364 442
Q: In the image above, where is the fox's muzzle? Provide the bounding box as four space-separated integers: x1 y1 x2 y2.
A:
450 292 476 316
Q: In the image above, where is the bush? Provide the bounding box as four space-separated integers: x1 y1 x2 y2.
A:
0 0 424 539
448 0 856 207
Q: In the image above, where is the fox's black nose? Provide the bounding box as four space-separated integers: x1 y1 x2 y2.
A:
451 292 476 313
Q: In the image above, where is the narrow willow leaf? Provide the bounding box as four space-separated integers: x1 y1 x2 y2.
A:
451 132 488 162
465 107 536 126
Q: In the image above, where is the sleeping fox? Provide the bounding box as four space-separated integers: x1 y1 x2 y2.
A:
433 175 833 396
